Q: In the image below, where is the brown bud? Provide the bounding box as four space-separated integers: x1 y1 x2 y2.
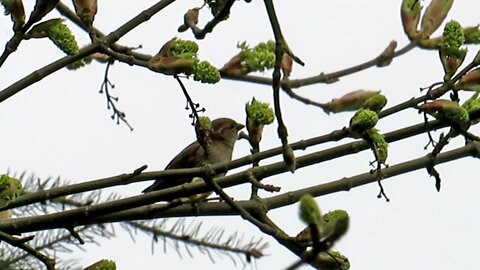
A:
220 54 249 76
401 0 421 39
73 0 97 26
418 36 442 49
281 54 293 77
148 55 195 75
178 7 199 33
417 100 449 113
26 0 60 29
282 144 296 173
458 68 480 84
322 90 381 114
377 40 397 67
440 50 466 81
419 0 454 39
246 117 264 145
455 67 480 91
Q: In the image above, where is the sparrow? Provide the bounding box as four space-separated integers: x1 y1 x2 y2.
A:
142 118 244 193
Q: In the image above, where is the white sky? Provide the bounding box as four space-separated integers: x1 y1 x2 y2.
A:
1 0 480 269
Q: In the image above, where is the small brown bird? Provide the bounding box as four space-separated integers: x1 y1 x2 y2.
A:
142 118 244 193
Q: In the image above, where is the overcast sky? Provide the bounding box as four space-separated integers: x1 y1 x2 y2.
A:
1 0 480 269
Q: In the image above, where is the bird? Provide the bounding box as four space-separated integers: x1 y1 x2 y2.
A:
142 118 244 193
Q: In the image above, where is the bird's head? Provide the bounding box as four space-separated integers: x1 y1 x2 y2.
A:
211 118 245 145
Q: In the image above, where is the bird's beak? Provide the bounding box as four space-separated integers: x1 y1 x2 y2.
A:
236 123 245 131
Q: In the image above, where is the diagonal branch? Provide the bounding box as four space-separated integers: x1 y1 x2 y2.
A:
0 0 176 103
5 109 480 211
1 138 479 235
90 141 480 223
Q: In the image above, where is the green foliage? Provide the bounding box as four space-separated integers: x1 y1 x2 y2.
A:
67 56 93 70
443 105 469 126
320 210 349 244
1 0 24 28
148 39 220 84
328 251 350 270
443 20 465 49
322 90 381 113
299 194 322 225
238 40 276 72
198 116 212 130
192 61 221 84
245 99 274 125
349 109 378 132
442 20 466 57
85 259 116 270
367 129 388 163
464 28 480 44
404 0 420 10
420 100 471 130
0 174 23 201
462 92 480 112
362 94 387 112
1 0 13 15
170 39 199 58
0 0 13 15
46 19 79 55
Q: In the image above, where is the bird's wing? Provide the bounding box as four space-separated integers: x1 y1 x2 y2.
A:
142 141 204 193
164 141 204 169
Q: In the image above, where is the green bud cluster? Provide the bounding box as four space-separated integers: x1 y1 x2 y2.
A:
67 56 93 70
198 116 212 130
192 61 221 84
350 109 378 132
86 259 116 270
299 194 322 225
149 38 221 84
328 251 350 270
443 20 465 49
444 105 469 125
0 174 23 202
245 100 274 125
238 40 276 73
366 129 388 163
362 94 387 112
462 92 480 112
320 210 350 244
442 20 466 57
346 95 388 162
170 39 199 58
47 19 79 55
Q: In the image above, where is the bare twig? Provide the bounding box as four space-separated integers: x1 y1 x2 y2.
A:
99 61 134 130
187 0 236 39
0 231 55 270
264 0 296 172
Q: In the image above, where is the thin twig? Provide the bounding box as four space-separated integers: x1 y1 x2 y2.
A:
187 0 236 39
126 219 264 258
0 231 55 270
264 0 296 172
221 41 418 89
